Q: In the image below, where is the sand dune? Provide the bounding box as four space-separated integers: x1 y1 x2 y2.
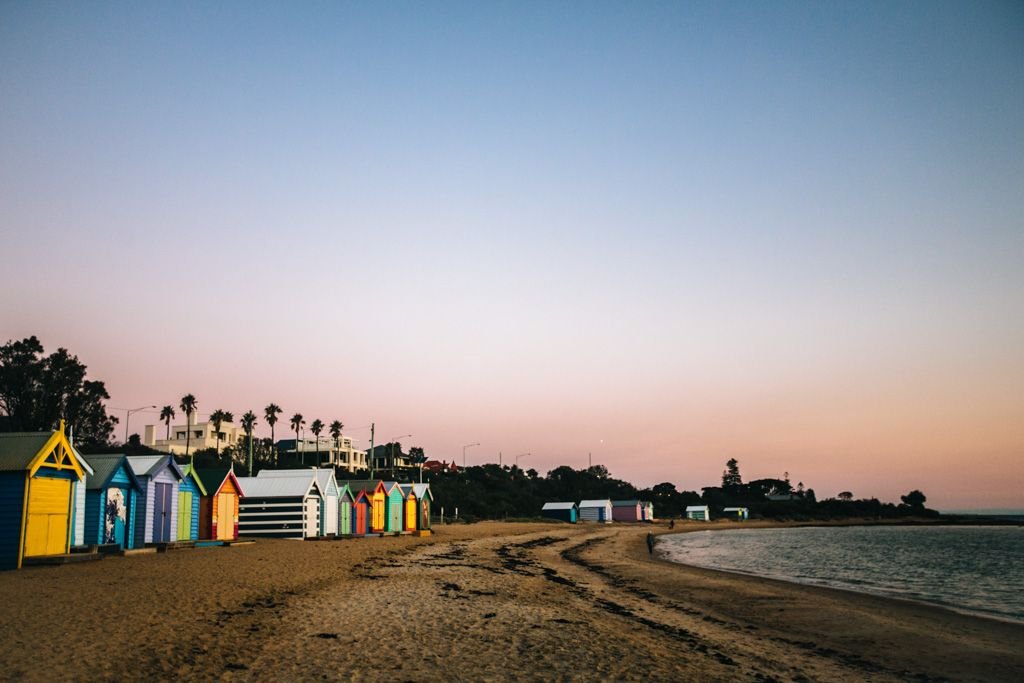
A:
0 522 1020 681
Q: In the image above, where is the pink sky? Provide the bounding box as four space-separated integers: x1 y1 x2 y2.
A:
2 3 1022 510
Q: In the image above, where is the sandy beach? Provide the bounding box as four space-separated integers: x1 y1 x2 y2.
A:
0 521 1020 682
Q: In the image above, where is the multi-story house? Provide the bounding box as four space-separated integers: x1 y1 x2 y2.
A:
143 416 244 455
275 436 368 473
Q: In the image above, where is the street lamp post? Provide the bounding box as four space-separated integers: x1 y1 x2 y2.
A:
462 442 480 468
515 452 531 468
122 405 157 444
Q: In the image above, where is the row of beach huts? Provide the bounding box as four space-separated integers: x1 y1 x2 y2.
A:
0 426 433 570
541 501 750 523
541 499 656 523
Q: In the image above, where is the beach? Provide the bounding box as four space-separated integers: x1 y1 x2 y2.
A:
0 522 1020 682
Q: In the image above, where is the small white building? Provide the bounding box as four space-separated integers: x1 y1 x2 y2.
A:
685 505 711 521
722 507 749 520
578 499 613 523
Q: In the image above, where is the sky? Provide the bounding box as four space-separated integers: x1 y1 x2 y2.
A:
1 1 1022 509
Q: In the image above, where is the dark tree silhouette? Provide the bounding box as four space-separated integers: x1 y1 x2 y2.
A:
179 394 198 462
0 336 118 446
160 405 175 440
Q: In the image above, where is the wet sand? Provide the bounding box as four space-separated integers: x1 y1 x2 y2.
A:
0 522 1020 681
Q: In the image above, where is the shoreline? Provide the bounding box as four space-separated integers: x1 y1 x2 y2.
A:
0 521 1019 681
652 520 1024 626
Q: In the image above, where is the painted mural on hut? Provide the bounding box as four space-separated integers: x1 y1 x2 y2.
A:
104 488 128 545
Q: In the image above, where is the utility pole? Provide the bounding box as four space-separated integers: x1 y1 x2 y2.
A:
499 451 502 467
369 422 375 478
589 452 592 469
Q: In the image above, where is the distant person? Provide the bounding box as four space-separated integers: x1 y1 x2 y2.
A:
646 532 655 555
669 518 675 530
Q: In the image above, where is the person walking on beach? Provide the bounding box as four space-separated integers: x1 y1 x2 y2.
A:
646 532 655 556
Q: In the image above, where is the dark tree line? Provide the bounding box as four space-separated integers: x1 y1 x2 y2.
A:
425 464 704 521
0 336 118 446
423 459 938 522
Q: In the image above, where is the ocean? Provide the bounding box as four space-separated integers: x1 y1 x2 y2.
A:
657 525 1024 624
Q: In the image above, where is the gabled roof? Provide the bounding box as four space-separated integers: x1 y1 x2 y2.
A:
314 469 338 497
126 455 184 480
72 447 95 477
258 467 337 498
344 480 386 495
542 502 578 511
180 464 208 496
611 500 641 506
0 433 50 470
195 468 244 497
337 482 353 502
579 499 612 508
412 483 432 502
236 473 320 498
381 481 403 496
685 505 709 511
257 467 319 478
0 428 86 478
82 454 143 492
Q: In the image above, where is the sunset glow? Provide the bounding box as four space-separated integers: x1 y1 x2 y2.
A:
2 2 1021 509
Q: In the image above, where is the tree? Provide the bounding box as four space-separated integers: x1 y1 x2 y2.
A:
179 394 198 463
901 490 927 510
329 420 343 448
310 419 324 462
0 336 119 446
264 403 282 463
159 405 175 440
838 491 853 501
240 410 257 475
209 409 233 456
722 458 742 490
290 413 304 464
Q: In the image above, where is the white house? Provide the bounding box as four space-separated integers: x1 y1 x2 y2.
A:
276 437 368 473
144 416 244 455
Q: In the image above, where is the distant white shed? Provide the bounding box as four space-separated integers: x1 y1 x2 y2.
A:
685 505 711 521
722 507 749 520
578 499 613 523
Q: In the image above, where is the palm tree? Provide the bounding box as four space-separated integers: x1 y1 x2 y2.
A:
330 420 344 467
329 420 343 447
209 409 233 457
240 410 257 475
159 405 175 440
310 419 324 464
179 394 198 464
290 413 305 464
265 403 282 464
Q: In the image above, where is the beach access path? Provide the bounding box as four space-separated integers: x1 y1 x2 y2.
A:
0 521 1020 681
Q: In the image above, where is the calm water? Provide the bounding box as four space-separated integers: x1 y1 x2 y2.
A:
658 525 1024 624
